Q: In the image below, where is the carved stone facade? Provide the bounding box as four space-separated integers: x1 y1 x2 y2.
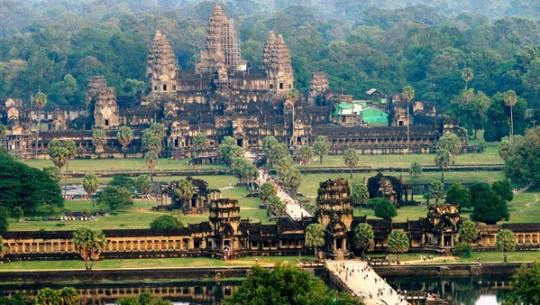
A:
2 179 540 261
316 178 354 259
147 31 178 95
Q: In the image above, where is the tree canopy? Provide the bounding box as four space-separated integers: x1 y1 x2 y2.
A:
0 151 63 213
226 264 362 305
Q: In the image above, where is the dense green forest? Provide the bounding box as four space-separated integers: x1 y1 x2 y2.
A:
0 0 539 139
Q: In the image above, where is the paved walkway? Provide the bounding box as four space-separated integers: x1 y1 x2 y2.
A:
326 260 409 305
257 169 311 221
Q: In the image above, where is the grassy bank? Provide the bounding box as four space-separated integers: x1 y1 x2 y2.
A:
24 145 502 174
0 256 314 271
389 251 540 264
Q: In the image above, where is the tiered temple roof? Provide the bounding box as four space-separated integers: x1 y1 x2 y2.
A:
147 30 177 94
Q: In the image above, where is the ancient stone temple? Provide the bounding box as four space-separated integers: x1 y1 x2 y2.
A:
147 30 178 96
165 178 221 213
316 178 354 259
1 2 453 160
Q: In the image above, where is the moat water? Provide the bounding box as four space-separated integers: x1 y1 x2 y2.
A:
0 274 509 305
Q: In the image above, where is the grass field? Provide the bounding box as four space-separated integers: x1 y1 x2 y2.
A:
0 256 314 271
24 144 502 174
350 191 540 224
304 144 502 168
24 158 225 172
9 178 271 231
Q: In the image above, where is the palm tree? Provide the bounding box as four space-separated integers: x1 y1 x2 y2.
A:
92 128 107 154
174 179 196 209
304 223 325 259
504 90 518 142
298 145 313 165
402 86 415 152
32 91 48 158
462 68 474 90
63 139 76 174
435 149 451 182
353 223 374 257
0 236 6 259
0 124 6 149
72 228 107 271
48 139 68 172
145 150 159 181
192 133 209 151
387 229 409 264
117 126 134 157
343 148 360 178
496 229 515 263
83 174 98 205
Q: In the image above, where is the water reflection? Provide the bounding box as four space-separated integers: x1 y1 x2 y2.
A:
1 276 511 305
386 276 511 305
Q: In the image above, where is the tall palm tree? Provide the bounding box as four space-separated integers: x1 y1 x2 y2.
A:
0 236 6 259
174 179 196 209
32 91 48 158
305 223 325 259
92 128 107 154
83 174 98 205
462 68 474 90
435 149 451 182
0 124 7 149
145 150 159 181
72 228 107 271
402 86 415 152
504 90 518 142
117 126 134 157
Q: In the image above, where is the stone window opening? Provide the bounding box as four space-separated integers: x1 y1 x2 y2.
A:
105 119 109 126
163 84 167 91
279 83 284 89
154 86 157 91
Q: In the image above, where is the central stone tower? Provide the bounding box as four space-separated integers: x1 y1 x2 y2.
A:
263 31 294 94
197 3 243 74
316 178 353 259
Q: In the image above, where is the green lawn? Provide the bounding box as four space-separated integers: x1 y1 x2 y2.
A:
9 181 271 231
390 251 540 264
350 191 540 224
0 256 314 271
304 144 502 168
24 158 225 172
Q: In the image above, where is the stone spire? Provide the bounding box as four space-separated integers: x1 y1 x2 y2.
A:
87 76 119 129
263 32 294 94
309 72 329 104
263 31 277 69
197 3 243 74
147 30 177 95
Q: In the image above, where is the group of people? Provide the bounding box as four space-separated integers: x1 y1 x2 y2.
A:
334 262 408 305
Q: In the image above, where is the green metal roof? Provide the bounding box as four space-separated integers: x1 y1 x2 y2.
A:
361 107 388 126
